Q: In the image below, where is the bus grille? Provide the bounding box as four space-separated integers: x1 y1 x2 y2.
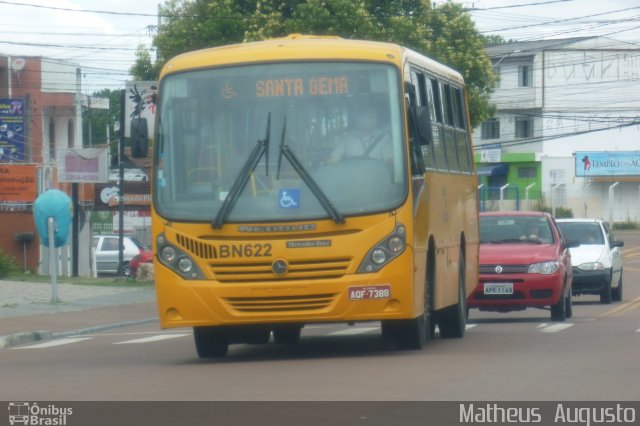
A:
174 233 351 282
175 234 217 259
210 258 351 282
224 293 337 313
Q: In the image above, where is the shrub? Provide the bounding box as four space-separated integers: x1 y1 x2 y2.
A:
535 205 574 218
135 262 155 282
612 221 640 230
0 251 18 278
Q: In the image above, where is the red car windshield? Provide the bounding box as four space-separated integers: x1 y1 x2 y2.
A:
480 216 555 244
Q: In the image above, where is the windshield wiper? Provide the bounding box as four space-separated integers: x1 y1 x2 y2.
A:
277 117 344 224
212 113 271 229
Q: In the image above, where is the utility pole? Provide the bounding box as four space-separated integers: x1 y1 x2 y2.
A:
117 89 126 276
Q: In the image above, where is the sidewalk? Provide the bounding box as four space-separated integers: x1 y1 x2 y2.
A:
0 279 158 348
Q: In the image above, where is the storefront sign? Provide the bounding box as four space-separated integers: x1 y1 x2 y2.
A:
0 98 25 162
575 151 640 177
0 164 37 202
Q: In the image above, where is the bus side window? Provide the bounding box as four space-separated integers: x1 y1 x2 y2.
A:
452 87 472 173
405 78 424 175
429 78 448 173
442 83 459 173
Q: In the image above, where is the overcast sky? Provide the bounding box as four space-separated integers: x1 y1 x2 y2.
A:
1 0 638 93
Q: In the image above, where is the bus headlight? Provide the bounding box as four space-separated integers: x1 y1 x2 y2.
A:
357 224 407 274
388 236 404 253
371 249 387 264
161 246 177 263
178 257 193 273
156 233 204 280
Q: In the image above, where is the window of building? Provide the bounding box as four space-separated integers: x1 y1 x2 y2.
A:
48 118 56 160
481 118 500 139
518 65 532 87
67 119 74 148
517 166 537 178
515 117 533 139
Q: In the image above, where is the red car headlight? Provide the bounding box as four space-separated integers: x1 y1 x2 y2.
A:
527 261 560 275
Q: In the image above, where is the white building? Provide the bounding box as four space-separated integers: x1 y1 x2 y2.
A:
473 37 640 223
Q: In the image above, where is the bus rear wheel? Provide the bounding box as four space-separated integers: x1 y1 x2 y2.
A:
193 326 229 358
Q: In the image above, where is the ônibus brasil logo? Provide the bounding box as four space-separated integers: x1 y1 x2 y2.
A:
8 402 73 426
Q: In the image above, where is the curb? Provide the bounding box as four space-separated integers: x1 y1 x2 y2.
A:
0 317 159 349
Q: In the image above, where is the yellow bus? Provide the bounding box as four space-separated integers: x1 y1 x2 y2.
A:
152 35 479 357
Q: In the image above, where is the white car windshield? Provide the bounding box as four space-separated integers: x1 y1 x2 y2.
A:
557 222 604 245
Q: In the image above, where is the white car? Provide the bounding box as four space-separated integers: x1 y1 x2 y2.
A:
108 168 149 182
556 219 624 304
93 235 148 275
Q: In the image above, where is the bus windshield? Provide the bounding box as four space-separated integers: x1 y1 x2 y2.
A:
155 61 407 223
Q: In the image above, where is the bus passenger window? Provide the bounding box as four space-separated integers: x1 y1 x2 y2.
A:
430 79 443 123
442 83 455 127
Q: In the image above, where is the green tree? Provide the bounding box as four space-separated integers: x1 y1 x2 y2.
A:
82 89 121 162
144 0 496 126
129 45 160 81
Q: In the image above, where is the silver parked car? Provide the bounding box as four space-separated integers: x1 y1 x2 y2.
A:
93 235 148 275
556 219 624 303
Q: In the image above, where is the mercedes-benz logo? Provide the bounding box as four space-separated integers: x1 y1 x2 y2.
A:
495 265 503 274
272 259 288 275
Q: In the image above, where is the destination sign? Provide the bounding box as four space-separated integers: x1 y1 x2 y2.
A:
256 76 349 98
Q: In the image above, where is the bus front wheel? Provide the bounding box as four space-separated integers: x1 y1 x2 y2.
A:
386 246 435 350
193 326 229 358
437 246 467 339
273 325 303 344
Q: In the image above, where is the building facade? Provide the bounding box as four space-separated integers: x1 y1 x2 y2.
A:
0 55 92 272
473 37 640 222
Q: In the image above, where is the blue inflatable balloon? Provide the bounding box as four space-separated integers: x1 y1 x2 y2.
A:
33 189 72 248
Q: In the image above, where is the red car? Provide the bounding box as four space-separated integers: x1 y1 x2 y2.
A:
468 211 574 321
128 247 153 277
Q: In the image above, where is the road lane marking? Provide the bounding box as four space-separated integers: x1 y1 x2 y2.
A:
539 324 574 333
465 324 477 330
113 333 191 345
599 296 640 318
328 327 379 336
13 337 92 349
80 331 189 337
621 247 640 257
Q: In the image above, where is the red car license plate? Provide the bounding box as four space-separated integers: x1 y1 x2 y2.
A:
484 283 514 295
349 285 391 300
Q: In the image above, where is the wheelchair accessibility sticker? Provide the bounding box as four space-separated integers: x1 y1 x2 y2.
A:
278 189 299 209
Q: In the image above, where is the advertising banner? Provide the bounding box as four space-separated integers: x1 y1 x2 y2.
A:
56 147 109 183
575 151 640 177
94 182 151 208
0 98 26 162
0 164 37 202
124 81 157 139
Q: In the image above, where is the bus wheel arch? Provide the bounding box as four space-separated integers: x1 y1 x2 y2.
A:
437 235 467 338
193 326 229 358
383 236 436 349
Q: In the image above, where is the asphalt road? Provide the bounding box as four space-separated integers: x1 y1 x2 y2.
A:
1 236 639 404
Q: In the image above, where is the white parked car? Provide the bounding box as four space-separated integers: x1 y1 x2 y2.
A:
93 235 148 275
556 219 624 304
108 168 149 182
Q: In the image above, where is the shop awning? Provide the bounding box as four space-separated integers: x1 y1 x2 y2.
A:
476 163 508 177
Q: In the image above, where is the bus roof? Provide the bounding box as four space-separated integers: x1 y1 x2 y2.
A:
160 34 464 84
